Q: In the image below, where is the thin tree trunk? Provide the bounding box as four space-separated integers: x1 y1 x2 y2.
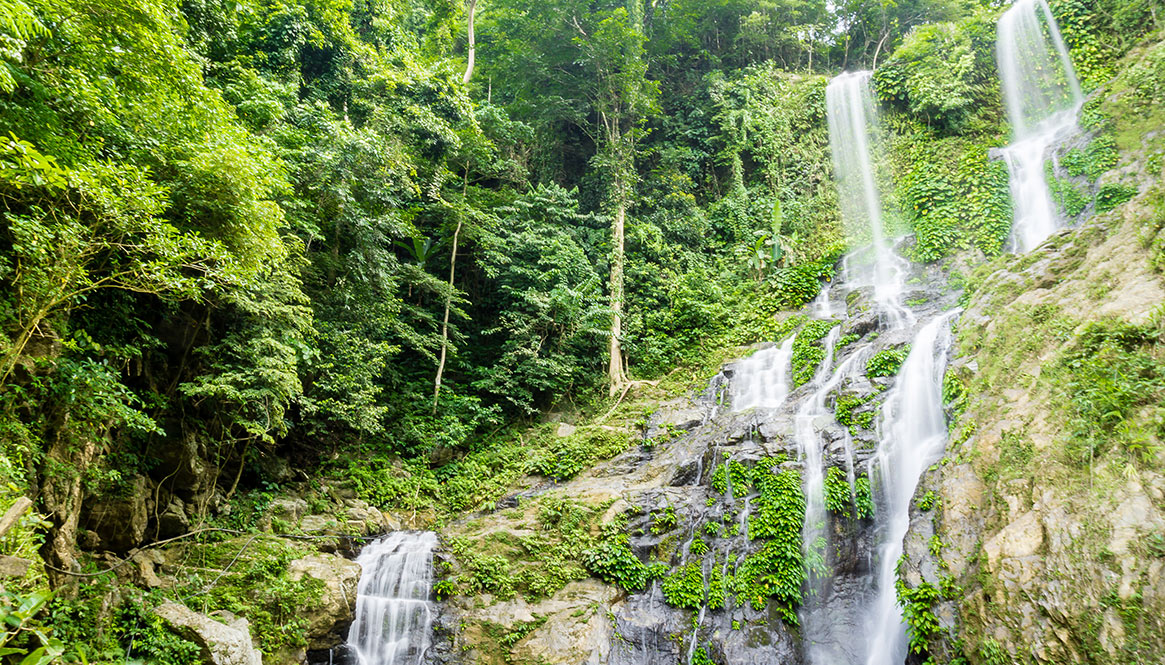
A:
432 219 461 413
608 185 627 396
433 164 469 413
463 0 477 85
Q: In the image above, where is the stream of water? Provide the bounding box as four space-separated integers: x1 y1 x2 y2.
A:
860 312 959 665
997 0 1084 252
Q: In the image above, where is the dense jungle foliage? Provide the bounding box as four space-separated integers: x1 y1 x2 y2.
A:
0 0 1163 658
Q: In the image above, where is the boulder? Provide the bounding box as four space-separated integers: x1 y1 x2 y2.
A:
343 499 387 534
288 553 363 649
157 496 190 539
155 602 262 665
84 475 150 551
300 514 342 534
269 497 308 524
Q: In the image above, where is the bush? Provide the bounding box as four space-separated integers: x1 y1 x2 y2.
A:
867 346 910 378
530 429 631 481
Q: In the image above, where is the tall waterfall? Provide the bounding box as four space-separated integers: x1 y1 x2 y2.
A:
861 312 959 665
997 0 1084 252
826 72 908 324
347 532 438 665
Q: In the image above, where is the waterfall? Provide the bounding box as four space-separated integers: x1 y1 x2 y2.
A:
826 72 908 324
996 0 1084 252
795 338 869 665
732 336 796 411
347 532 438 665
861 312 959 665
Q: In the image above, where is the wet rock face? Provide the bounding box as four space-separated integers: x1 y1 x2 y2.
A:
287 553 363 650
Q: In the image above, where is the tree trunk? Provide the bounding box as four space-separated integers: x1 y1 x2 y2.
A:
463 0 477 85
432 217 462 414
608 190 627 396
39 412 98 590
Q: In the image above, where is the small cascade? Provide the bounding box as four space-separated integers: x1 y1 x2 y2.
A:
794 342 869 665
732 336 796 411
347 532 438 665
793 326 842 587
825 72 908 324
860 312 960 665
996 0 1084 252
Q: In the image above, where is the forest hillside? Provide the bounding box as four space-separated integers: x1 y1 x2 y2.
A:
0 0 1163 662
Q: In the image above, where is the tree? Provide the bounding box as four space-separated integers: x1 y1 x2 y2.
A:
575 5 659 394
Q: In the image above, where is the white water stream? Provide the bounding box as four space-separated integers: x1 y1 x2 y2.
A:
826 72 909 325
347 532 438 665
732 336 796 411
997 0 1084 252
861 312 959 665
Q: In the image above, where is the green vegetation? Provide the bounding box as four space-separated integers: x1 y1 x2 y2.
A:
867 346 911 378
662 561 706 609
1055 313 1165 467
834 391 878 433
736 461 806 622
824 466 852 516
854 476 876 520
792 320 839 386
711 458 754 495
450 495 621 601
0 0 1162 656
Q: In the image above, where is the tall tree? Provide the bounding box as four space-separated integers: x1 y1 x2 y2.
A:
575 4 658 394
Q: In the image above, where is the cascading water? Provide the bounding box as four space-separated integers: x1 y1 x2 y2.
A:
732 336 796 411
996 0 1084 252
796 338 869 665
346 532 438 665
826 72 909 324
861 312 959 665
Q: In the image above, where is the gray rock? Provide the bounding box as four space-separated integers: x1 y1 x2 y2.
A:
270 497 308 524
288 554 363 649
157 496 190 539
155 602 262 665
300 514 341 534
84 475 150 551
